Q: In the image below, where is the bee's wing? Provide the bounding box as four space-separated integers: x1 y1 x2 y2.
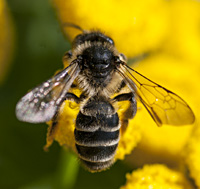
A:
117 63 195 126
16 62 80 123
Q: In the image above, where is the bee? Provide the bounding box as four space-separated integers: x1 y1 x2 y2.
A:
16 23 195 172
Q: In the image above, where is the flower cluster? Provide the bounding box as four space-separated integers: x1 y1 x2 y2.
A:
43 0 200 188
121 164 193 189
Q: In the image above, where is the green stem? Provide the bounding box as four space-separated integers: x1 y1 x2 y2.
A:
57 149 79 189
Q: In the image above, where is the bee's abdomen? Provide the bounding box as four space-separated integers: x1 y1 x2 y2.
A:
75 99 120 171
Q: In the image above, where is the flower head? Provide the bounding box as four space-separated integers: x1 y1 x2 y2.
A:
121 164 193 189
46 0 200 187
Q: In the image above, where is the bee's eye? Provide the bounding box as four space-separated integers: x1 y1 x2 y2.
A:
106 37 114 45
119 53 127 61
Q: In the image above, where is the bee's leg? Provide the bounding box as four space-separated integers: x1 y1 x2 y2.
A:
44 108 60 151
113 92 137 132
63 92 81 103
44 92 81 151
48 93 81 134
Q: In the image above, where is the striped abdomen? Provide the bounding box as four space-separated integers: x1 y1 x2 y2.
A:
75 97 120 171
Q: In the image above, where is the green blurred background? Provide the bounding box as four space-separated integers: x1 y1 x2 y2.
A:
0 1 131 188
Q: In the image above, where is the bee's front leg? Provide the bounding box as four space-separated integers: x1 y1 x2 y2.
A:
51 92 81 133
44 92 81 151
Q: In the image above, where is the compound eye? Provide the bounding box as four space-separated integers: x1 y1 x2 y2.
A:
119 53 127 61
72 34 84 47
106 37 114 45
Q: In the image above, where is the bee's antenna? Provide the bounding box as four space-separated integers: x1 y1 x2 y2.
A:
62 22 84 33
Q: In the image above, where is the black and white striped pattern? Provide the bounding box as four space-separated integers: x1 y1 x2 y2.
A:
75 96 120 171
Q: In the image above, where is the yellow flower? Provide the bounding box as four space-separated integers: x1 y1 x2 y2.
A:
0 0 15 85
49 0 199 180
120 164 193 189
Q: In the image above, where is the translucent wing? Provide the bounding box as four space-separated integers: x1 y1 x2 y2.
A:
16 62 80 123
117 63 195 126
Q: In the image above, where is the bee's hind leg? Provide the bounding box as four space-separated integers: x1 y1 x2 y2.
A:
44 92 81 151
113 92 137 133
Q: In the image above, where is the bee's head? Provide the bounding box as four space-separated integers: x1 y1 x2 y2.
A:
81 44 115 78
72 30 116 79
63 23 118 79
